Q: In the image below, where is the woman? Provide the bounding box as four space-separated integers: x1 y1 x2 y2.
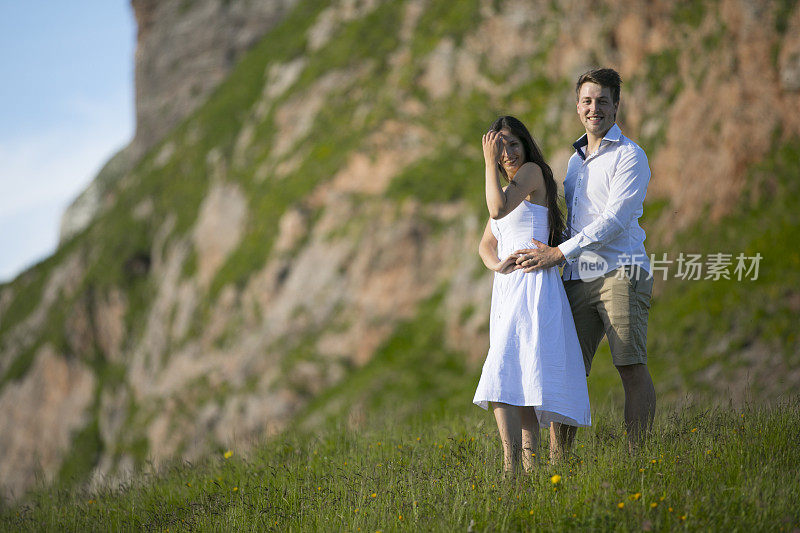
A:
473 116 590 477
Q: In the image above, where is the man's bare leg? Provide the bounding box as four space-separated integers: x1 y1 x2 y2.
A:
549 422 577 463
520 407 540 472
617 363 656 452
491 402 522 476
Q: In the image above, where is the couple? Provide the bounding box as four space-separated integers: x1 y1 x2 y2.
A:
473 68 656 476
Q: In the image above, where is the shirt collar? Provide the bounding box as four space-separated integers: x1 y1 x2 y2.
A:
572 123 622 160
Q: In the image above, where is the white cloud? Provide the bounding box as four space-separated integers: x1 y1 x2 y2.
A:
0 95 132 283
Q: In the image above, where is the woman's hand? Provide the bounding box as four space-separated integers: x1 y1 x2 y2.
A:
491 254 521 274
482 130 503 165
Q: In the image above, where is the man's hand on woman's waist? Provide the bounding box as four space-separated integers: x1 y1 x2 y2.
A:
513 239 566 272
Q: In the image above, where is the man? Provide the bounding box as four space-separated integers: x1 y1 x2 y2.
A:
514 68 655 454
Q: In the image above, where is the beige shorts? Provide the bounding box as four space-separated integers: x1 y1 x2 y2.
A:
563 266 653 375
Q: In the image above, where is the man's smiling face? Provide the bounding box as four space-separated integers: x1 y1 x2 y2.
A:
576 82 618 137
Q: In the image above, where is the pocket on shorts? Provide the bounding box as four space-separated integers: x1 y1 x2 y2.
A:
622 266 653 298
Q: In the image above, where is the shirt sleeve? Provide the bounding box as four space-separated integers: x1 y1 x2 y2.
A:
558 146 650 262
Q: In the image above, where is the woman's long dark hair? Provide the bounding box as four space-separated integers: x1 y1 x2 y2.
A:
489 116 565 247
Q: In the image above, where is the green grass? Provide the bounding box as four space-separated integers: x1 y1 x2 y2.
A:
386 146 485 214
294 291 473 430
409 0 482 60
673 1 707 28
775 0 799 34
3 400 798 531
294 0 405 91
644 48 682 106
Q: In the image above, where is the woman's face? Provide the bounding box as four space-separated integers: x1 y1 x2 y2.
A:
498 128 525 176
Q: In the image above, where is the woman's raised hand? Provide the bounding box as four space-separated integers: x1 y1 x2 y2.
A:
482 130 503 165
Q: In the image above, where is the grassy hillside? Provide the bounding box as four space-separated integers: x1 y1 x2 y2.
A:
3 401 799 531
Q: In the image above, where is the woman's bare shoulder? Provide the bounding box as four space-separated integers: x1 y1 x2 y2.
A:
516 161 544 177
513 162 544 189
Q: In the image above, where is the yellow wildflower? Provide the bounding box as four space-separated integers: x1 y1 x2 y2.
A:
551 474 562 484
371 493 377 498
629 492 641 501
223 450 233 459
233 487 238 492
617 502 625 509
650 502 658 508
691 428 697 433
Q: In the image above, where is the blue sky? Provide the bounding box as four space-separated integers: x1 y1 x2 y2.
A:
0 1 135 282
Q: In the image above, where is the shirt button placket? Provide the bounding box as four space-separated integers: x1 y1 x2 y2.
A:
573 169 582 226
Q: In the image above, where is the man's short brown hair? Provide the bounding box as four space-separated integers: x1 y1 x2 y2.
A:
576 68 622 104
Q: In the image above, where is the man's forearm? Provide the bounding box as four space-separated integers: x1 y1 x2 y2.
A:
558 215 625 262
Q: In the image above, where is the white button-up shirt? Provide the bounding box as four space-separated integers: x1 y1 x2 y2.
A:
558 123 651 280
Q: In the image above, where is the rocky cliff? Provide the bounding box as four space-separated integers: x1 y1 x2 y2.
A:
3 0 800 502
60 0 298 241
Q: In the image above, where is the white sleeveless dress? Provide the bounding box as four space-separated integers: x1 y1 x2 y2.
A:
473 201 591 428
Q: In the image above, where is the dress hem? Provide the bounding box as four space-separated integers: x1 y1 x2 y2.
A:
473 399 591 428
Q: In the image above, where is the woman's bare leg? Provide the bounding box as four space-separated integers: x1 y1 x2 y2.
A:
520 406 540 472
491 402 521 476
